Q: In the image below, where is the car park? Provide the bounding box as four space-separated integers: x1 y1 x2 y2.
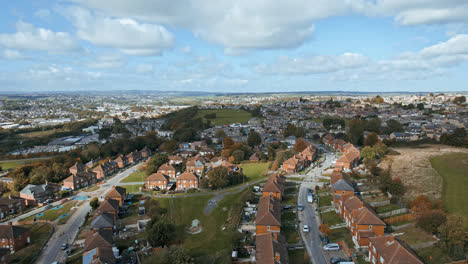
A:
323 243 340 251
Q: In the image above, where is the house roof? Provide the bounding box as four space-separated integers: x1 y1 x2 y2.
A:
369 236 424 264
343 196 364 213
332 179 354 192
263 175 284 194
90 212 115 229
84 229 113 252
97 199 120 214
105 186 126 200
0 197 23 206
158 163 175 172
147 172 169 182
70 162 86 172
0 225 29 239
256 233 289 264
82 246 116 264
352 206 385 226
177 171 198 180
256 195 281 226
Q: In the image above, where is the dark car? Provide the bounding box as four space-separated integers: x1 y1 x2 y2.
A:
330 257 342 264
61 243 68 250
283 205 292 210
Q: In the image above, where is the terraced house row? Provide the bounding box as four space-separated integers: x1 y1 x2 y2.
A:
282 142 317 173
255 173 289 264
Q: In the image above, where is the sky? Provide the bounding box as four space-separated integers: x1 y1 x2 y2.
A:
0 0 468 93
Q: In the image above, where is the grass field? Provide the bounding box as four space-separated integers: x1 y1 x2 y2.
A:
288 249 309 264
328 227 353 247
11 223 53 264
320 211 344 226
196 109 253 126
375 204 400 214
318 195 332 207
0 157 51 170
416 245 452 264
152 189 249 262
240 162 270 183
397 226 437 246
19 129 63 138
121 171 147 183
430 153 468 228
118 184 142 193
24 201 77 222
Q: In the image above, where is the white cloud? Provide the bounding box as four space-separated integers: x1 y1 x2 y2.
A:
420 34 468 57
71 0 468 53
136 63 153 73
3 49 25 60
181 46 192 54
0 21 80 53
63 7 174 55
35 9 51 19
86 53 124 68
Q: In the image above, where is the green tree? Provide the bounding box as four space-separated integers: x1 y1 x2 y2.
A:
231 150 245 164
146 154 169 175
247 130 262 147
416 103 424 110
215 129 226 138
223 136 234 150
347 119 364 145
361 146 376 161
144 246 194 264
284 123 297 137
453 96 466 105
384 119 404 134
374 142 388 157
207 166 229 189
438 215 467 260
90 197 99 210
416 209 446 234
162 140 179 153
147 220 177 248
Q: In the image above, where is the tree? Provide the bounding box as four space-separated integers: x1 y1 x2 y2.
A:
438 215 467 260
363 118 382 132
146 154 169 175
416 209 446 234
384 119 404 134
215 129 226 138
223 136 234 150
364 132 379 146
374 142 387 157
410 195 432 218
247 131 262 147
161 140 178 153
207 166 229 189
319 224 332 238
147 220 177 248
323 118 345 129
90 197 99 210
231 150 245 164
283 123 297 137
453 96 466 105
388 178 405 197
145 246 194 264
347 119 364 145
293 138 308 152
361 146 376 161
416 103 424 110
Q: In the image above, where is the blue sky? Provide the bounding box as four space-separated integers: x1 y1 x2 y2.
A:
0 0 468 93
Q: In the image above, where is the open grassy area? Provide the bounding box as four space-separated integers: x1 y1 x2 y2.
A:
430 153 468 229
320 211 344 226
318 195 332 207
288 249 309 264
118 184 142 193
282 222 300 244
416 245 452 264
240 162 270 183
24 201 77 222
196 109 253 126
0 157 51 170
83 185 100 192
11 223 53 264
328 227 353 247
397 226 437 246
18 128 65 138
375 204 400 214
149 190 250 262
121 171 147 183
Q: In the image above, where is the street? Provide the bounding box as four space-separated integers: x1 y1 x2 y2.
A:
33 162 141 264
296 148 346 264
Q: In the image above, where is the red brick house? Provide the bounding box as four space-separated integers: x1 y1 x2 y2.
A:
157 163 177 179
146 172 169 190
126 151 142 164
105 186 126 206
168 155 183 165
186 158 204 176
255 232 289 264
140 147 151 159
368 235 424 264
262 174 285 200
96 198 120 223
350 206 386 248
0 224 30 253
69 162 86 176
335 151 360 171
176 172 198 191
62 171 97 191
114 155 128 169
92 160 118 180
0 197 25 219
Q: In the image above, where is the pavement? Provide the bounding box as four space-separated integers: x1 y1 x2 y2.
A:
33 162 141 264
296 149 348 264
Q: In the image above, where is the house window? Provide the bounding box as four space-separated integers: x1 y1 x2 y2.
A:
369 225 372 230
380 256 384 263
267 225 270 231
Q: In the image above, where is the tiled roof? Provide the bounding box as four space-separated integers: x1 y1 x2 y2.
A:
332 179 354 192
369 236 424 264
256 233 289 264
177 171 198 180
352 207 385 226
256 195 281 226
147 172 169 181
0 225 29 239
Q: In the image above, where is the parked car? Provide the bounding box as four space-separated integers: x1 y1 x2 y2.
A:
302 225 309 232
323 243 340 251
330 257 342 264
283 205 292 210
319 234 329 244
297 204 304 211
61 243 68 250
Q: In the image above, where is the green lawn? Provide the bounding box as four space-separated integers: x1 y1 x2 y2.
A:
118 184 142 193
196 109 253 126
416 245 452 264
282 223 300 244
240 162 270 183
320 211 344 226
375 204 400 214
282 212 296 222
288 249 309 264
0 157 51 170
282 193 297 205
318 195 332 207
11 223 53 264
83 185 100 192
25 201 77 222
328 227 353 247
150 190 250 262
397 226 437 246
430 153 468 229
121 171 147 183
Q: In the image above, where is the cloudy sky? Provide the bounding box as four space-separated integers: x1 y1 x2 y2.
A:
1 0 468 93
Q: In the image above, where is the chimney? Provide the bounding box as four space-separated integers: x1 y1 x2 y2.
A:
388 235 395 242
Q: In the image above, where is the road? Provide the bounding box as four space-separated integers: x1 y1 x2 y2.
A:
35 162 141 264
297 150 335 264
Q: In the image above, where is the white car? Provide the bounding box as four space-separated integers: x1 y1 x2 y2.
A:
302 225 309 232
323 243 340 251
